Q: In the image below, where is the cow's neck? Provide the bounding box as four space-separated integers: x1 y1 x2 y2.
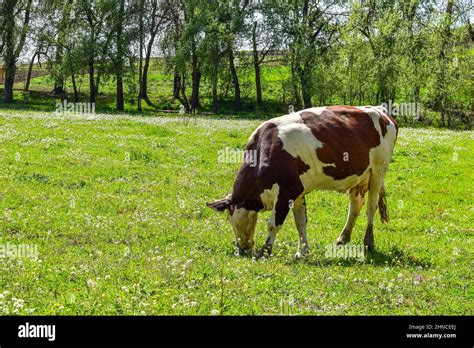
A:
231 166 264 212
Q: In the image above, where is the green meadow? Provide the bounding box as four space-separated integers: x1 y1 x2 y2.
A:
0 110 472 315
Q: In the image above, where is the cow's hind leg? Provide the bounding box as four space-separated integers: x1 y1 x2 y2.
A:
258 192 292 258
364 172 385 252
336 188 365 246
293 195 309 258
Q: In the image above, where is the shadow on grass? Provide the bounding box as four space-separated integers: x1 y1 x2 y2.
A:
284 245 431 269
0 88 286 120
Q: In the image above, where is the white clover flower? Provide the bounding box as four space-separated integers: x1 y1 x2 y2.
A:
86 279 97 289
413 274 423 285
12 298 24 309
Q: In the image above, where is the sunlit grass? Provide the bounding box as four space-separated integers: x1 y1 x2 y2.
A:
0 109 472 315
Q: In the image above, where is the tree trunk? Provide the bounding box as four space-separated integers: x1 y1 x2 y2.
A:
71 67 78 103
141 31 157 103
435 0 454 127
212 70 218 113
88 58 95 104
24 51 38 91
141 45 151 101
3 34 15 101
116 0 125 112
4 59 16 103
176 73 190 113
117 75 124 111
190 41 201 111
228 45 241 111
252 21 262 109
95 69 101 96
290 46 302 109
53 46 64 95
2 0 19 102
299 68 312 108
173 70 181 100
137 0 144 112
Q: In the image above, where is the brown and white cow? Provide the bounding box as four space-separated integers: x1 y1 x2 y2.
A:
207 105 398 258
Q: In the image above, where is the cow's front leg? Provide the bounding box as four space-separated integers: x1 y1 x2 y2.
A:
258 194 291 258
336 188 365 245
293 195 309 258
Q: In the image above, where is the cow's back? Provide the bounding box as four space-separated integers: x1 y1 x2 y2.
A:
246 105 397 194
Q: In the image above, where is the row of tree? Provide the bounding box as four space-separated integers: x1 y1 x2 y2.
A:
1 0 472 125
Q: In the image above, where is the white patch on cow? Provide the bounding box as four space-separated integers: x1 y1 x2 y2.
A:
229 207 257 251
259 183 280 211
356 106 397 174
357 106 383 136
276 115 323 159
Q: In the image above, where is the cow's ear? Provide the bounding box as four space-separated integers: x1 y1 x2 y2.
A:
207 196 232 213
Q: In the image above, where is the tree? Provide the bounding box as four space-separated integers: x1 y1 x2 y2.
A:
277 0 341 108
222 0 250 111
247 1 283 110
1 0 33 103
138 0 169 107
78 0 107 104
114 0 126 111
165 0 206 112
200 1 228 113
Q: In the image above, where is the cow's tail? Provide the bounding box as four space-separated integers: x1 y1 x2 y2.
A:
378 184 389 224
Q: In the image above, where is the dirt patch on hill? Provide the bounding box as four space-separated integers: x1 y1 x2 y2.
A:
0 66 49 84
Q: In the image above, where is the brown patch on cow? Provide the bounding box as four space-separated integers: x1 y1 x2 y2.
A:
206 196 232 212
300 106 380 180
377 108 401 138
230 122 309 224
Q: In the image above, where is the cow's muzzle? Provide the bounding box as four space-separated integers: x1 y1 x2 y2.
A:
238 247 253 256
234 241 254 256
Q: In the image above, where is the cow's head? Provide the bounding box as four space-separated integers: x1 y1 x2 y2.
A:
207 195 257 254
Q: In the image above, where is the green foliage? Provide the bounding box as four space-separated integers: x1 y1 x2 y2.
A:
1 0 472 125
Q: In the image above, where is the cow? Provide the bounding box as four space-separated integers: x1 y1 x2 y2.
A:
207 105 398 258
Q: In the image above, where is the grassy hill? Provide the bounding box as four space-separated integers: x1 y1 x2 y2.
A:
2 57 292 118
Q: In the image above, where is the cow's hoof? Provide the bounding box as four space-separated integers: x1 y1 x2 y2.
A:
294 248 309 259
294 251 304 259
257 245 272 259
364 244 375 253
336 229 351 246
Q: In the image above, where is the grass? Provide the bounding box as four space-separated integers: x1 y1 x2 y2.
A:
0 109 472 315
